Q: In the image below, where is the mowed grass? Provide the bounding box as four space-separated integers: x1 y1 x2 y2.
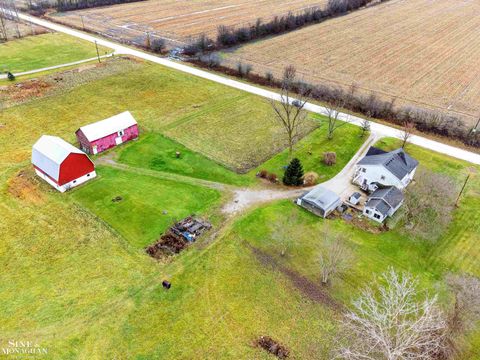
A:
0 32 111 73
71 166 222 249
117 133 253 186
228 142 480 356
0 59 315 172
251 121 366 181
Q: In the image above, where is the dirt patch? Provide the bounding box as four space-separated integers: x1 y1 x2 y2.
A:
7 170 44 204
248 244 342 311
255 336 290 359
4 80 53 102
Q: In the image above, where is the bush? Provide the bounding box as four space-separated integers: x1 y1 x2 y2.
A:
7 72 15 81
283 158 304 186
199 53 222 68
267 173 278 183
55 0 146 12
303 171 319 186
150 38 166 53
323 152 337 166
265 71 274 84
258 169 268 178
236 62 253 78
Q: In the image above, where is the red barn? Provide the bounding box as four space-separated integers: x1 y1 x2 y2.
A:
32 135 96 192
76 111 139 154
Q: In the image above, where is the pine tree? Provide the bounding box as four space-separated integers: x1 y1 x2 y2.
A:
283 158 304 186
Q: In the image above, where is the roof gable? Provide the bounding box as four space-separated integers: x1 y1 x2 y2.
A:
358 147 419 180
32 135 85 181
367 186 404 213
78 111 137 142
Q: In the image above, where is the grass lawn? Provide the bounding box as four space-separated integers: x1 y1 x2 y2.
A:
71 166 222 249
116 133 253 186
251 121 366 182
0 32 111 73
0 59 316 172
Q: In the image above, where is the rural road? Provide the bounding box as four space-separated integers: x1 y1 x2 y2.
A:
17 13 480 166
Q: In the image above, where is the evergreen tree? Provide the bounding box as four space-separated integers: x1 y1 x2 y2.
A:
7 72 15 81
283 158 304 186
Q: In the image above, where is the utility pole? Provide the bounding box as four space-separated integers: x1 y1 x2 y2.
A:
455 174 471 207
80 15 85 31
94 40 101 63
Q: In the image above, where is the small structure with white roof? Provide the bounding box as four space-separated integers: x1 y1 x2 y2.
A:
76 111 139 154
32 135 96 192
297 185 342 218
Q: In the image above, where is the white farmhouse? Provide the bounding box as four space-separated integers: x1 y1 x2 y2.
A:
353 147 418 192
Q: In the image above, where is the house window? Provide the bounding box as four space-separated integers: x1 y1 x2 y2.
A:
118 130 125 137
365 209 370 214
374 213 381 219
73 180 77 184
381 175 386 181
87 174 90 177
362 168 366 173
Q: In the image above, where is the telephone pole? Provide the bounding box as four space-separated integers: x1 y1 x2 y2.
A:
94 40 101 63
455 174 471 207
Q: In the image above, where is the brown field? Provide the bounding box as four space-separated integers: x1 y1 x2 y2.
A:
224 0 480 125
51 0 327 45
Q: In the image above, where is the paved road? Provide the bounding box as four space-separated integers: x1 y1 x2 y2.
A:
18 13 480 166
0 54 114 79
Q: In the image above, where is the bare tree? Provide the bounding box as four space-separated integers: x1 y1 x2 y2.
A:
445 273 480 333
360 118 371 138
325 97 350 140
403 168 458 241
270 211 298 257
337 268 447 360
270 65 310 157
400 121 415 148
318 227 352 285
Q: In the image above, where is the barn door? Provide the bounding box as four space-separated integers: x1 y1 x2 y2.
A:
115 136 123 145
92 145 98 155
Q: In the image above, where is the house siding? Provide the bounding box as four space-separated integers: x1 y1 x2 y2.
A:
353 164 405 190
76 124 139 154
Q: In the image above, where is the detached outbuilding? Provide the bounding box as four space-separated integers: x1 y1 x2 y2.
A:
297 186 342 218
32 135 96 192
76 111 138 154
363 186 404 223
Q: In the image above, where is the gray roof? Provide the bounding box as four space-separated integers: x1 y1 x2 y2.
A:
301 186 340 210
365 186 404 215
351 192 361 200
358 147 419 180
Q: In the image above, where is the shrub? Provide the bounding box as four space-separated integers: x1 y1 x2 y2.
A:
150 38 166 53
199 53 222 68
267 173 278 183
7 72 15 81
323 152 337 166
303 171 319 186
236 62 253 78
265 71 274 84
258 169 268 178
283 158 304 186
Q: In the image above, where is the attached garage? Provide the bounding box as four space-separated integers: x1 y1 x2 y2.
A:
76 111 139 154
32 135 96 192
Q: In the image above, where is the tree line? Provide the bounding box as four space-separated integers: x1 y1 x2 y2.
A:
196 56 480 148
184 0 388 55
28 0 146 13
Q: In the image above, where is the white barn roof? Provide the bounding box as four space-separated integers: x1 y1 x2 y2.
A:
78 111 137 142
32 135 84 181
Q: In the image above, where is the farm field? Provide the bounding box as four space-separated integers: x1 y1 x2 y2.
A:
2 31 479 358
0 58 318 172
0 32 111 73
50 0 328 45
224 0 480 125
